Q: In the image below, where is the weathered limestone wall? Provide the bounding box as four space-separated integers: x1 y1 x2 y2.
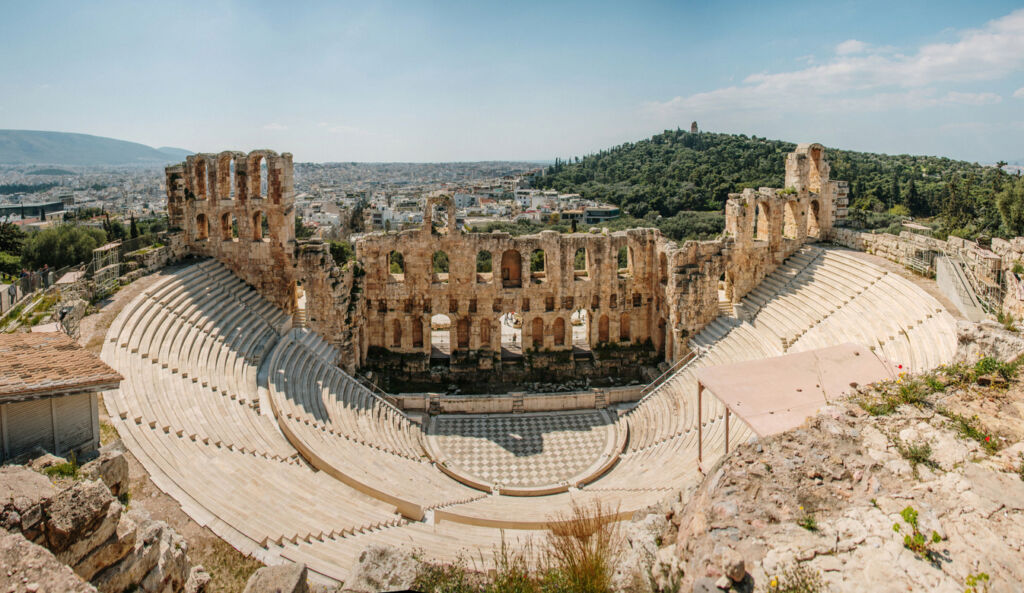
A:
165 143 847 386
392 384 645 414
832 227 1024 320
295 241 366 373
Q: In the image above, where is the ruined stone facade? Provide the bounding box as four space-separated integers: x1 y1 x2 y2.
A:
166 150 298 312
165 145 846 388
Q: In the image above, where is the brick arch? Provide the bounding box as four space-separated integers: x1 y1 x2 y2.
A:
501 250 522 288
552 317 566 346
598 314 609 343
195 213 208 240
531 317 544 350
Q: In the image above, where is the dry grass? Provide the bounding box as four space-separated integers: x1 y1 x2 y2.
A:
540 501 622 593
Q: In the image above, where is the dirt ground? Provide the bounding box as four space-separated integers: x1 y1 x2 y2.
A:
78 266 264 593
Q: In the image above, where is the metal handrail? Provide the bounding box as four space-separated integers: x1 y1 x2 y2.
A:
627 347 705 413
947 250 1001 314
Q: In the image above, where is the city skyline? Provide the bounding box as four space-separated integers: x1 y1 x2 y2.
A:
1 1 1022 163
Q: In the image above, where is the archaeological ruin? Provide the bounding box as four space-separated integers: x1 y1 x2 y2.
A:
92 142 997 584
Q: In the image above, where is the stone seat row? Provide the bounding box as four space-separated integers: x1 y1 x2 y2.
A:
268 329 426 460
105 264 295 457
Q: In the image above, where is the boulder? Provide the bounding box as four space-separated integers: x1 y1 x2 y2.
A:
343 545 418 593
0 529 97 593
91 510 190 593
44 480 113 555
80 444 130 497
611 513 671 593
184 566 211 593
243 563 309 593
716 545 745 582
955 319 1024 363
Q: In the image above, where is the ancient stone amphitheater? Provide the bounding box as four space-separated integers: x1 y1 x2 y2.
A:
100 145 960 584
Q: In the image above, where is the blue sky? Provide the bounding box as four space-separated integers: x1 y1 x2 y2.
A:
1 1 1023 163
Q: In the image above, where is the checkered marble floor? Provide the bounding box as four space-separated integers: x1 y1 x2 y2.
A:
428 411 615 489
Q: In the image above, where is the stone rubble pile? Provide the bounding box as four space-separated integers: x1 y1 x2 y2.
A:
0 445 208 593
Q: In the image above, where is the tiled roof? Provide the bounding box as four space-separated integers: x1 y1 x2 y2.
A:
0 332 122 401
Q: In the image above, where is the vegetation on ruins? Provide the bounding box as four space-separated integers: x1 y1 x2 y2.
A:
412 502 621 593
892 505 943 562
533 129 1022 241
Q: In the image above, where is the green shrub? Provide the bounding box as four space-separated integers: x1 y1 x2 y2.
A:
938 407 998 454
413 557 480 593
43 453 79 479
892 506 942 561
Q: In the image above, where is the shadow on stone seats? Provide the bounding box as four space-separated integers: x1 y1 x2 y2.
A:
434 412 614 457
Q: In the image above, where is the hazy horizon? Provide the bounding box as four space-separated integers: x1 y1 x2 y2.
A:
1 1 1022 164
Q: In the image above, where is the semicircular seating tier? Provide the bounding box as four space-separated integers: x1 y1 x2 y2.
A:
101 245 959 584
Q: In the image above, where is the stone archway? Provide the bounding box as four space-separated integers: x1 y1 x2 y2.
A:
501 250 522 288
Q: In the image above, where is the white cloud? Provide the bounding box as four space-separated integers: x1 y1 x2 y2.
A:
835 39 868 55
646 8 1024 118
1014 87 1024 98
262 123 288 131
942 91 1002 105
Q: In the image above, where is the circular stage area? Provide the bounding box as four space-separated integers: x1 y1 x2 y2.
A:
423 410 625 495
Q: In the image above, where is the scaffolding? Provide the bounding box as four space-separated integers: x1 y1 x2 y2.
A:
92 242 121 301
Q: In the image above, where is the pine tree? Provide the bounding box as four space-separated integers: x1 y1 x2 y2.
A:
130 214 139 239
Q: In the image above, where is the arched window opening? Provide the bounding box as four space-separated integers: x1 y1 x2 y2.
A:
808 200 822 238
392 318 403 348
194 159 207 200
620 312 631 343
255 156 267 199
531 317 544 350
617 246 632 279
571 309 591 350
220 213 232 241
501 250 522 288
574 248 589 280
457 318 470 349
479 319 491 349
389 251 406 282
476 250 493 283
530 249 546 283
598 314 610 344
431 203 451 235
808 146 823 193
229 158 236 199
432 251 449 284
755 202 771 241
553 317 566 346
430 314 451 359
500 312 523 359
656 318 667 354
659 253 668 284
610 293 618 309
252 211 266 241
195 213 208 240
412 319 424 348
783 200 801 239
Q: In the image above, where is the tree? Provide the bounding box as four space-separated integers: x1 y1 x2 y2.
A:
902 178 924 216
0 222 26 254
130 214 139 239
21 225 107 269
997 175 1024 236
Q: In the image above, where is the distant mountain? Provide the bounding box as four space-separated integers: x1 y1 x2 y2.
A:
0 130 193 166
156 146 193 159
